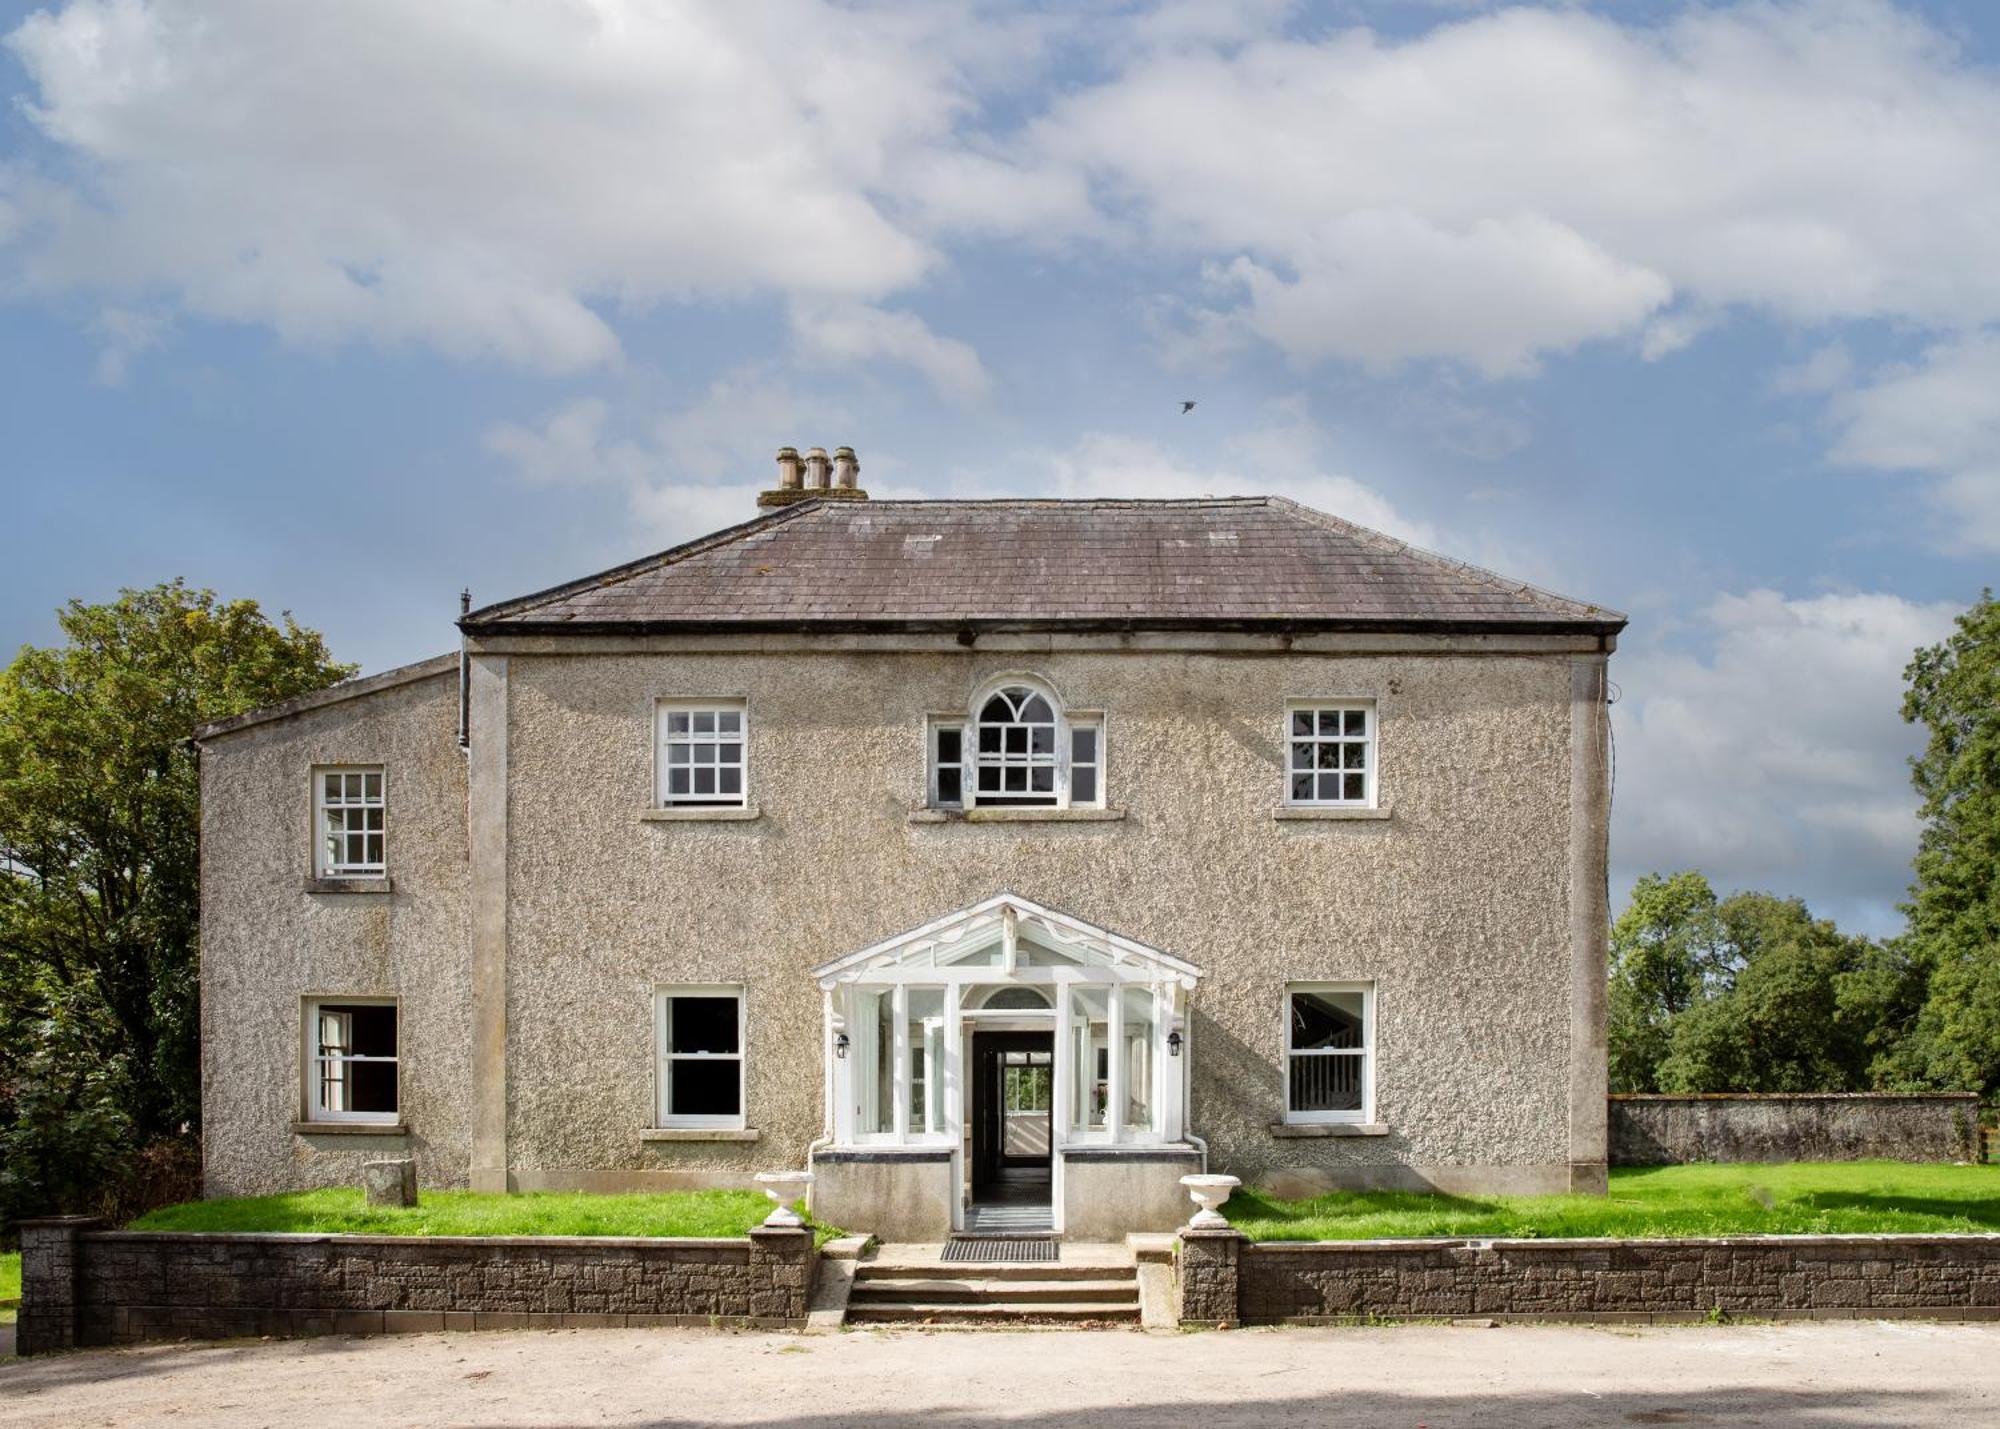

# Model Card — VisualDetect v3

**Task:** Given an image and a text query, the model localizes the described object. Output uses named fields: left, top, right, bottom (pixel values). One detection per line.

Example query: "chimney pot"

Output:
left=833, top=446, right=859, bottom=489
left=775, top=446, right=802, bottom=489
left=805, top=447, right=832, bottom=489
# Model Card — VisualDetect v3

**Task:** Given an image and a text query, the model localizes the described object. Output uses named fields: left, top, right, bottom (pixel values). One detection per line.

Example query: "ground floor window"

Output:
left=306, top=998, right=398, bottom=1123
left=656, top=986, right=745, bottom=1128
left=1285, top=982, right=1373, bottom=1124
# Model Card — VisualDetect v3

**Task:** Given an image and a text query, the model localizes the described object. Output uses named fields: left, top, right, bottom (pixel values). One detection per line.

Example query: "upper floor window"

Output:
left=1285, top=983, right=1373, bottom=1125
left=315, top=767, right=384, bottom=877
left=306, top=997, right=398, bottom=1124
left=656, top=701, right=747, bottom=808
left=931, top=679, right=1103, bottom=810
left=1286, top=703, right=1375, bottom=807
left=975, top=685, right=1058, bottom=805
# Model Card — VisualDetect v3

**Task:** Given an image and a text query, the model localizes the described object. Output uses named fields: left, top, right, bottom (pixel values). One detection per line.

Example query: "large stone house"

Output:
left=194, top=447, right=1623, bottom=1241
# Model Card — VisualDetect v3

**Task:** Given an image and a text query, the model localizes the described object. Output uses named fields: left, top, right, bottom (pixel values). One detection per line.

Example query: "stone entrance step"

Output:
left=852, top=1276, right=1137, bottom=1304
left=847, top=1248, right=1141, bottom=1326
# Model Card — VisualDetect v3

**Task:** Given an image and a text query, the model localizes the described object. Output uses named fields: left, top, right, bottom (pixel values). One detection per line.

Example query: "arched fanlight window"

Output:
left=977, top=985, right=1054, bottom=1010
left=974, top=685, right=1060, bottom=806
left=928, top=678, right=1103, bottom=812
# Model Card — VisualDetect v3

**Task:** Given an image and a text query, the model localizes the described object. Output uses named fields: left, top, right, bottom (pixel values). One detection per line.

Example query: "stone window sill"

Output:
left=640, top=1127, right=762, bottom=1143
left=1270, top=1122, right=1391, bottom=1138
left=303, top=876, right=394, bottom=894
left=640, top=806, right=762, bottom=823
left=1272, top=806, right=1392, bottom=822
left=908, top=807, right=1128, bottom=824
left=292, top=1120, right=409, bottom=1137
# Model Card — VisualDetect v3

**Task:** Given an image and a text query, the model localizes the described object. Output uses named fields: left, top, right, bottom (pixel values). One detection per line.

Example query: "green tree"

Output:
left=1654, top=893, right=1875, bottom=1093
left=0, top=581, right=351, bottom=1226
left=1607, top=871, right=1734, bottom=1092
left=1899, top=590, right=2000, bottom=1094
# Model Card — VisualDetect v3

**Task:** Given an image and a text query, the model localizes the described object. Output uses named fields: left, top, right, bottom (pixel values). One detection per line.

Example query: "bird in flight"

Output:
left=1180, top=400, right=1197, bottom=414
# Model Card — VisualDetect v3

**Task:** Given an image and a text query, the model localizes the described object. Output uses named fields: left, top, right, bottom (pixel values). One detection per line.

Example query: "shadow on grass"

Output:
left=1794, top=1192, right=2000, bottom=1230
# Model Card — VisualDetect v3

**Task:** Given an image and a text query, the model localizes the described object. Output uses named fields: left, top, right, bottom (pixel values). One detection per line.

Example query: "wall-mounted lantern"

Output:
left=1167, top=1028, right=1183, bottom=1057
left=834, top=1031, right=850, bottom=1060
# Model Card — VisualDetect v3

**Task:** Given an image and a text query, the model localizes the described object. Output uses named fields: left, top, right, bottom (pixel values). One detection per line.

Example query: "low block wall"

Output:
left=1177, top=1231, right=2000, bottom=1326
left=16, top=1218, right=816, bottom=1355
left=1610, top=1094, right=1979, bottom=1166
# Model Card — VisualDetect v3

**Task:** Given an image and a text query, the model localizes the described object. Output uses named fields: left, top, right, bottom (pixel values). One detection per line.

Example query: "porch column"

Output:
left=891, top=983, right=911, bottom=1140
left=1107, top=981, right=1125, bottom=1142
left=1052, top=978, right=1072, bottom=1153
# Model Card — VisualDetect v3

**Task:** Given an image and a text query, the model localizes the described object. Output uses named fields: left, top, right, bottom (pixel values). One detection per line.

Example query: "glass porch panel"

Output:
left=1121, top=986, right=1154, bottom=1132
left=907, top=987, right=943, bottom=1133
left=1068, top=987, right=1108, bottom=1132
left=874, top=991, right=895, bottom=1134
left=850, top=990, right=889, bottom=1135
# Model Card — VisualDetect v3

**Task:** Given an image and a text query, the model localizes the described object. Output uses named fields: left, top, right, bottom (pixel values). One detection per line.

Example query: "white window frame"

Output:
left=1067, top=712, right=1105, bottom=810
left=303, top=996, right=399, bottom=1125
left=654, top=700, right=749, bottom=808
left=1284, top=701, right=1377, bottom=808
left=314, top=765, right=385, bottom=877
left=1284, top=981, right=1375, bottom=1126
left=654, top=985, right=747, bottom=1130
left=953, top=677, right=1106, bottom=811
left=927, top=717, right=965, bottom=808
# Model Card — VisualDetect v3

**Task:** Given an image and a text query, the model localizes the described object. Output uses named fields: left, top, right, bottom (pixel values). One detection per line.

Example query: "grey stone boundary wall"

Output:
left=1610, top=1093, right=1980, bottom=1166
left=16, top=1217, right=816, bottom=1356
left=1177, top=1229, right=2000, bottom=1327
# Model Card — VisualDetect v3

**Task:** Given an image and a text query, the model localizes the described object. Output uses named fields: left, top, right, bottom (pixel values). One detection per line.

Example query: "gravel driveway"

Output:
left=2, top=1321, right=1997, bottom=1427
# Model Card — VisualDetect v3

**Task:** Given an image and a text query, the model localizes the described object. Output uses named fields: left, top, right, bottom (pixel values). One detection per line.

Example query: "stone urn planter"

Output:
left=753, top=1171, right=815, bottom=1228
left=1179, top=1173, right=1242, bottom=1229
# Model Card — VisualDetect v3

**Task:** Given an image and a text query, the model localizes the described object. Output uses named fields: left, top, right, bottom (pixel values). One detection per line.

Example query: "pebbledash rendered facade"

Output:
left=194, top=447, right=1622, bottom=1241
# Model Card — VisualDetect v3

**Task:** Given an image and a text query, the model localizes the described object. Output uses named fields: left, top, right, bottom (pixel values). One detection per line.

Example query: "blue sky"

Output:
left=3, top=0, right=1997, bottom=935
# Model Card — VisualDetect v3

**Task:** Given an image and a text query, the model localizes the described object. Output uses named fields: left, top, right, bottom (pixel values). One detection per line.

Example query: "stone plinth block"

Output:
left=1177, top=1226, right=1246, bottom=1328
left=363, top=1158, right=419, bottom=1207
left=16, top=1216, right=106, bottom=1356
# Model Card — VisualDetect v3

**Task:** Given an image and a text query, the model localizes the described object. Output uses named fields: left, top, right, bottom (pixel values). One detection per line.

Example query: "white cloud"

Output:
left=1771, top=341, right=1855, bottom=397
left=486, top=369, right=906, bottom=547
left=1829, top=332, right=2000, bottom=551
left=3, top=0, right=987, bottom=371
left=788, top=300, right=990, bottom=403
left=1035, top=414, right=1437, bottom=550
left=9, top=0, right=2000, bottom=393
left=88, top=304, right=170, bottom=385
left=1027, top=1, right=2000, bottom=373
left=1613, top=588, right=1960, bottom=930
left=12, top=1, right=2000, bottom=389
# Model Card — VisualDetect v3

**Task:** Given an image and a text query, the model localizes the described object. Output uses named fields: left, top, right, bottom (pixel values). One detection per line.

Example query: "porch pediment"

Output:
left=812, top=892, right=1202, bottom=990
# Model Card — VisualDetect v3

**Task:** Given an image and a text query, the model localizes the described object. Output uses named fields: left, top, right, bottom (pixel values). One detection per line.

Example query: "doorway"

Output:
left=970, top=1031, right=1053, bottom=1230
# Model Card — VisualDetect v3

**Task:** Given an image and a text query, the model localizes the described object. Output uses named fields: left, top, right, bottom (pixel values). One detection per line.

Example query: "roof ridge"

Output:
left=463, top=497, right=829, bottom=625
left=1265, top=496, right=1623, bottom=623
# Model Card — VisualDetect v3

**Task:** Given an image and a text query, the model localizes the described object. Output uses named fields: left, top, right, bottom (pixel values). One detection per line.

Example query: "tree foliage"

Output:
left=1608, top=875, right=1919, bottom=1095
left=0, top=581, right=352, bottom=1229
left=1897, top=590, right=2000, bottom=1096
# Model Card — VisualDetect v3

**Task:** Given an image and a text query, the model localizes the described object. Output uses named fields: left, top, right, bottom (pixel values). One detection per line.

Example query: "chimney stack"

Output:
left=757, top=444, right=870, bottom=510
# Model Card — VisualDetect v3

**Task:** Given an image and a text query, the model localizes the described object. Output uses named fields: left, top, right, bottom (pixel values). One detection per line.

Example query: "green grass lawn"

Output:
left=1228, top=1162, right=2000, bottom=1242
left=129, top=1188, right=839, bottom=1245
left=1, top=1249, right=19, bottom=1327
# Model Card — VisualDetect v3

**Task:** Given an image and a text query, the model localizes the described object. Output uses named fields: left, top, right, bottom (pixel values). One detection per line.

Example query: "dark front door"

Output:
left=971, top=1031, right=1053, bottom=1194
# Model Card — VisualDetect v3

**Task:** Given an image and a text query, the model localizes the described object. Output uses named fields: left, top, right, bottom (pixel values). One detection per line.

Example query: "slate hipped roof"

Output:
left=462, top=497, right=1624, bottom=636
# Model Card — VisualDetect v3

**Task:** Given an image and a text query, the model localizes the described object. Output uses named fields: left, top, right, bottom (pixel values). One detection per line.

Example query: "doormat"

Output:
left=942, top=1237, right=1058, bottom=1264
